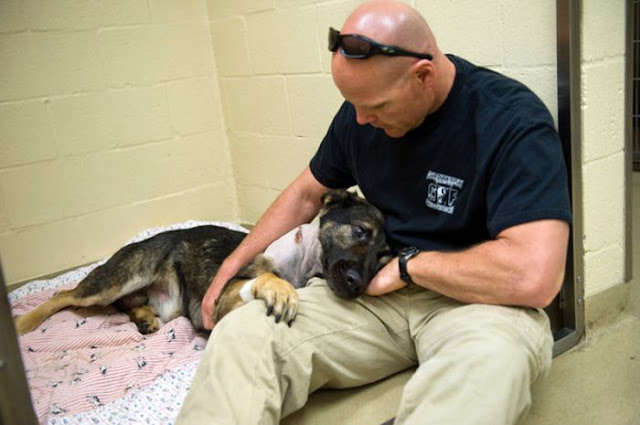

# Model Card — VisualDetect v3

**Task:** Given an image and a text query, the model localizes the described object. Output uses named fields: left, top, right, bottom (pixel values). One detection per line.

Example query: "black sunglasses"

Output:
left=328, top=27, right=433, bottom=60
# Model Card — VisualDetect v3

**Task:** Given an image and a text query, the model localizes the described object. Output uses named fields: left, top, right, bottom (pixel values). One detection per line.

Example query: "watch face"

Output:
left=400, top=246, right=419, bottom=257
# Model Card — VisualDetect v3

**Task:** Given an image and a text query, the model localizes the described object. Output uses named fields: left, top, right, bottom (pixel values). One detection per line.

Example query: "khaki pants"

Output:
left=177, top=278, right=553, bottom=425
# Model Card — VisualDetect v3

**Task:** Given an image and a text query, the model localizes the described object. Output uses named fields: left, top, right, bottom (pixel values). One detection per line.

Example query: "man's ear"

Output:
left=411, top=59, right=433, bottom=84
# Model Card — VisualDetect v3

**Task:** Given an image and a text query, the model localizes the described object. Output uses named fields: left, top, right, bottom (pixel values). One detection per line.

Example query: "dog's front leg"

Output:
left=249, top=273, right=299, bottom=326
left=212, top=273, right=299, bottom=326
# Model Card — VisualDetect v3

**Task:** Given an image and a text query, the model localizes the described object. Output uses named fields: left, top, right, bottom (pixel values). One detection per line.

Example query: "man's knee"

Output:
left=212, top=300, right=312, bottom=361
left=212, top=301, right=276, bottom=347
left=418, top=305, right=553, bottom=382
left=464, top=330, right=537, bottom=377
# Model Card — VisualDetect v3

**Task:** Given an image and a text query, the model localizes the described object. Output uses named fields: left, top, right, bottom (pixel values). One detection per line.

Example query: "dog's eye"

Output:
left=352, top=224, right=370, bottom=242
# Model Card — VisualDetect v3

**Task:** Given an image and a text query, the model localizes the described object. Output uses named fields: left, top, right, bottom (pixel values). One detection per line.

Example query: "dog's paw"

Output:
left=254, top=274, right=299, bottom=326
left=136, top=318, right=160, bottom=335
left=128, top=306, right=160, bottom=334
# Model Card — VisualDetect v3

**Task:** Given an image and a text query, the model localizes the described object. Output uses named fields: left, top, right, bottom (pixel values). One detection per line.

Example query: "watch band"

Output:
left=398, top=246, right=419, bottom=285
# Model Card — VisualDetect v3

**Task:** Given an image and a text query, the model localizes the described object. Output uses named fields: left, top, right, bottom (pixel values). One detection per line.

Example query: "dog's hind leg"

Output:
left=14, top=289, right=78, bottom=336
left=14, top=262, right=153, bottom=336
left=14, top=279, right=132, bottom=336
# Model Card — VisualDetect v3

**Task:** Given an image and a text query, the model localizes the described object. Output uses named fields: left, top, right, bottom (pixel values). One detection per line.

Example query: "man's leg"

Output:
left=177, top=279, right=417, bottom=425
left=396, top=302, right=553, bottom=425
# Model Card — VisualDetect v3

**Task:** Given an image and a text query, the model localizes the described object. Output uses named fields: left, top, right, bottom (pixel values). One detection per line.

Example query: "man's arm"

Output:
left=201, top=166, right=330, bottom=329
left=366, top=219, right=570, bottom=308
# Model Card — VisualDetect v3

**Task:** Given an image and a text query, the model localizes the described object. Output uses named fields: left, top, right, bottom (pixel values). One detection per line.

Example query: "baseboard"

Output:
left=584, top=282, right=630, bottom=331
left=6, top=261, right=95, bottom=292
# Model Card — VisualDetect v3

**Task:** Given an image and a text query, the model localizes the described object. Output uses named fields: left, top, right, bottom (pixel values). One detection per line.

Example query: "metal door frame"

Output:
left=550, top=0, right=585, bottom=356
left=0, top=261, right=38, bottom=425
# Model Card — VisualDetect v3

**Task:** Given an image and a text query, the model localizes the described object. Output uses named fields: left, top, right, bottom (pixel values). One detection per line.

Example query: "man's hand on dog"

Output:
left=202, top=267, right=235, bottom=330
left=366, top=257, right=407, bottom=296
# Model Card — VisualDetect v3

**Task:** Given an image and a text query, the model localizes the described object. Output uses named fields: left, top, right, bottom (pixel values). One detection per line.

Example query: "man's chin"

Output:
left=383, top=128, right=408, bottom=139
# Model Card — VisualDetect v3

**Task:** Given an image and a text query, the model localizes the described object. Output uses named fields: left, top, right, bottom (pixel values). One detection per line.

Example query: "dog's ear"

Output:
left=321, top=189, right=359, bottom=208
left=376, top=249, right=393, bottom=272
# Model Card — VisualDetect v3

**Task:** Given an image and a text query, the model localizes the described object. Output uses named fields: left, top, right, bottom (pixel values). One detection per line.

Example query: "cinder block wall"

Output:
left=581, top=0, right=627, bottom=297
left=0, top=0, right=630, bottom=303
left=0, top=1, right=236, bottom=285
left=207, top=0, right=348, bottom=223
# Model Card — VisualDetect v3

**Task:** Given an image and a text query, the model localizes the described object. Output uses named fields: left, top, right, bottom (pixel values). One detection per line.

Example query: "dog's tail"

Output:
left=14, top=289, right=77, bottom=336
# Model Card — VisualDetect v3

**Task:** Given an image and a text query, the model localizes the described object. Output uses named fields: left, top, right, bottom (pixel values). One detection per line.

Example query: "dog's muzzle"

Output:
left=325, top=259, right=370, bottom=298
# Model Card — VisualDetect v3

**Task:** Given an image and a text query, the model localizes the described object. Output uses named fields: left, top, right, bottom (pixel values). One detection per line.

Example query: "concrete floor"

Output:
left=526, top=314, right=640, bottom=425
left=284, top=174, right=640, bottom=425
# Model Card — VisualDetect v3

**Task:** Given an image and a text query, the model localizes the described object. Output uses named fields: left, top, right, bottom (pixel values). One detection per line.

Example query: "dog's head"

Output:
left=318, top=190, right=391, bottom=298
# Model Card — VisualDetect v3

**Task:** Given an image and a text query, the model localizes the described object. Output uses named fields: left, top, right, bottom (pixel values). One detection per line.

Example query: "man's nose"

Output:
left=355, top=108, right=376, bottom=125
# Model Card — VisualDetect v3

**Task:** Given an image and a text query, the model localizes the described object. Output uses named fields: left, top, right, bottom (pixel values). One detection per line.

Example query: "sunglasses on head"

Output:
left=328, top=27, right=433, bottom=60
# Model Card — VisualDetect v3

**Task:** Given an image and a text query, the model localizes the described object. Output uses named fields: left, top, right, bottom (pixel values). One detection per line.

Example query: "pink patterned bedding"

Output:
left=9, top=221, right=247, bottom=425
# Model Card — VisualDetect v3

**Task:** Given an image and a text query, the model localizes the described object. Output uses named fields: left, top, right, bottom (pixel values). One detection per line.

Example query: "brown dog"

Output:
left=14, top=190, right=390, bottom=335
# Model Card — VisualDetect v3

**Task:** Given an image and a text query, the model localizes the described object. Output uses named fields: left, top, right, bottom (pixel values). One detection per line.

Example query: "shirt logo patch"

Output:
left=426, top=171, right=464, bottom=214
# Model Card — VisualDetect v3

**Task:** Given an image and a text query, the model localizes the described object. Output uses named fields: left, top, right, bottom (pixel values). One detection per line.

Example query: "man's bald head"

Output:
left=342, top=0, right=438, bottom=56
left=330, top=1, right=456, bottom=138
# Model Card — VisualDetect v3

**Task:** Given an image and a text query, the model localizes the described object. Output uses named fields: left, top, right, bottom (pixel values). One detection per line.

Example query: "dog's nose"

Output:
left=345, top=270, right=362, bottom=289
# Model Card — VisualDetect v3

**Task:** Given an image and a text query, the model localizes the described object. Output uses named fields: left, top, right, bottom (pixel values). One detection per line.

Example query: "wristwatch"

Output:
left=398, top=246, right=420, bottom=285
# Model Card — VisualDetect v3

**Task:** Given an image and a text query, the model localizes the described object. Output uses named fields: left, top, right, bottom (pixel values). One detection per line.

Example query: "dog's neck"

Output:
left=262, top=223, right=323, bottom=288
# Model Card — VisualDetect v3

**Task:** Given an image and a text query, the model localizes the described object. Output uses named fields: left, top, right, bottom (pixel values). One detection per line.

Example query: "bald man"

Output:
left=178, top=1, right=571, bottom=424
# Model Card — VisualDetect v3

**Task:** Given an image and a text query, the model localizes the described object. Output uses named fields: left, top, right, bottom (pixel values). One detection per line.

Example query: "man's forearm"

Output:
left=368, top=219, right=570, bottom=308
left=201, top=167, right=329, bottom=329
left=225, top=167, right=328, bottom=271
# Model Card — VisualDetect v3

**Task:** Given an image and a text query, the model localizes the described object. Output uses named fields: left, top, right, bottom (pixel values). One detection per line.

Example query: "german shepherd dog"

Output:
left=14, top=190, right=390, bottom=336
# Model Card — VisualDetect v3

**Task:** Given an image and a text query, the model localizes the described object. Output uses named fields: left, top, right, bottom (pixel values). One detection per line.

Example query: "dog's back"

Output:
left=15, top=226, right=246, bottom=335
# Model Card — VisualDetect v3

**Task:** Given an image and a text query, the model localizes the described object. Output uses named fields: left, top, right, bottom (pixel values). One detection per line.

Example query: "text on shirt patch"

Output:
left=426, top=171, right=464, bottom=214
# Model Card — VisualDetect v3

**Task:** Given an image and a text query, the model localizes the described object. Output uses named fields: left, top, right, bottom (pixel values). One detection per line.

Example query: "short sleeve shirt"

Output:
left=309, top=55, right=572, bottom=253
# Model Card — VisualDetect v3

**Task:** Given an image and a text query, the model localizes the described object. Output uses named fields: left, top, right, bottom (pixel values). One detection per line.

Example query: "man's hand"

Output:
left=366, top=257, right=407, bottom=296
left=201, top=265, right=237, bottom=330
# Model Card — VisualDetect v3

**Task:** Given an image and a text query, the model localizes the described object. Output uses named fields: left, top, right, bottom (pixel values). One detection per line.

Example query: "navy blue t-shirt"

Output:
left=310, top=55, right=572, bottom=253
